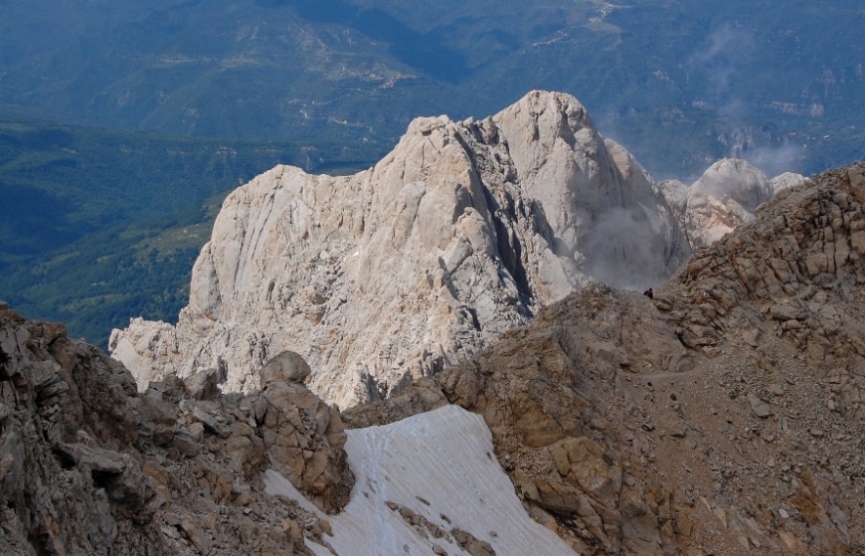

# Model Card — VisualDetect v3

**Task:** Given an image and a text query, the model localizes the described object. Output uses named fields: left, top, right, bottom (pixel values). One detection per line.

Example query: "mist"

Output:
left=744, top=143, right=806, bottom=177
left=688, top=24, right=754, bottom=99
left=582, top=207, right=680, bottom=291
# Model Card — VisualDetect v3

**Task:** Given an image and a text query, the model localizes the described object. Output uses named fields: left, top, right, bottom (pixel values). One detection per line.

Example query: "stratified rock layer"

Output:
left=345, top=163, right=865, bottom=555
left=111, top=90, right=690, bottom=408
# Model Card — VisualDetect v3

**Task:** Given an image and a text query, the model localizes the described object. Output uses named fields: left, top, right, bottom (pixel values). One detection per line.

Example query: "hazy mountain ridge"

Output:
left=2, top=0, right=863, bottom=177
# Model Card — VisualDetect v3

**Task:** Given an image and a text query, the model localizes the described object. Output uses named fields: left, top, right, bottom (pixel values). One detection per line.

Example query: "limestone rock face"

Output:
left=769, top=171, right=808, bottom=194
left=255, top=353, right=352, bottom=511
left=111, top=90, right=690, bottom=408
left=661, top=158, right=807, bottom=249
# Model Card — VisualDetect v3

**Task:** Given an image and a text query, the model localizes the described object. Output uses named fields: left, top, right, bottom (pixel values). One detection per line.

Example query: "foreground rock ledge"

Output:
left=0, top=310, right=351, bottom=555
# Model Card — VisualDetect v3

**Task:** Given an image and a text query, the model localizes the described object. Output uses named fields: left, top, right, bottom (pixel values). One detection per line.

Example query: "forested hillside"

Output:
left=0, top=119, right=381, bottom=346
left=1, top=0, right=863, bottom=177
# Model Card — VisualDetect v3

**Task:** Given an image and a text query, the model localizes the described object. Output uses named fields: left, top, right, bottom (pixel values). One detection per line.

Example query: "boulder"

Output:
left=255, top=367, right=353, bottom=512
left=260, top=351, right=311, bottom=388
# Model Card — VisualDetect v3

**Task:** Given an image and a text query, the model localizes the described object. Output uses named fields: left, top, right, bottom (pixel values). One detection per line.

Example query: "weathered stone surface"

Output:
left=255, top=353, right=353, bottom=512
left=182, top=368, right=220, bottom=400
left=747, top=393, right=772, bottom=418
left=769, top=171, right=808, bottom=194
left=54, top=442, right=127, bottom=473
left=111, top=90, right=691, bottom=408
left=452, top=527, right=496, bottom=556
left=260, top=350, right=311, bottom=388
left=660, top=158, right=808, bottom=250
left=0, top=306, right=334, bottom=555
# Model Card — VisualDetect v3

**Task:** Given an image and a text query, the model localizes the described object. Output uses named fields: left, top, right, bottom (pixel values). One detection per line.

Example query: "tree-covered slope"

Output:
left=1, top=0, right=863, bottom=177
left=0, top=119, right=382, bottom=347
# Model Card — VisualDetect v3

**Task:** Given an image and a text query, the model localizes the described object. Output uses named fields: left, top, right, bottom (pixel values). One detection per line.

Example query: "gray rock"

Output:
left=55, top=443, right=127, bottom=474
left=180, top=517, right=212, bottom=555
left=188, top=422, right=205, bottom=443
left=150, top=424, right=175, bottom=446
left=747, top=393, right=772, bottom=418
left=260, top=351, right=311, bottom=388
left=183, top=368, right=220, bottom=400
left=192, top=406, right=224, bottom=436
left=172, top=429, right=201, bottom=458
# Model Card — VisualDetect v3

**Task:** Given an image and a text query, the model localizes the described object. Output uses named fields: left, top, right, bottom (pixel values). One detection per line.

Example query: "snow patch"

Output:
left=265, top=404, right=577, bottom=556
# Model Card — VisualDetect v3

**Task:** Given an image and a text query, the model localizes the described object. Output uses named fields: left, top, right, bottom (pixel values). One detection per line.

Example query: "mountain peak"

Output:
left=659, top=157, right=807, bottom=250
left=111, top=92, right=691, bottom=408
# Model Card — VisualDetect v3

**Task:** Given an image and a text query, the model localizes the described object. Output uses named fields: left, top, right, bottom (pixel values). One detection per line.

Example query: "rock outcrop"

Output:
left=255, top=351, right=352, bottom=511
left=660, top=158, right=807, bottom=249
left=111, top=90, right=691, bottom=408
left=345, top=163, right=865, bottom=555
left=0, top=304, right=351, bottom=555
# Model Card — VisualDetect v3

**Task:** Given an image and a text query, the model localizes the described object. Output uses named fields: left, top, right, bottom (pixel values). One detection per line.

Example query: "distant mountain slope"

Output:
left=0, top=119, right=381, bottom=347
left=1, top=0, right=863, bottom=176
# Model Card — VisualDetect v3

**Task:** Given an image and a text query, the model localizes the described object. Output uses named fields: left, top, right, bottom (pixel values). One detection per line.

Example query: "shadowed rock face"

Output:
left=0, top=307, right=351, bottom=555
left=345, top=163, right=865, bottom=555
left=110, top=90, right=690, bottom=409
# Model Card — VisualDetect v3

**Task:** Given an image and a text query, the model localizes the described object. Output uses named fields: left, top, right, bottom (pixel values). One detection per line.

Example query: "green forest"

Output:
left=2, top=0, right=863, bottom=178
left=0, top=119, right=382, bottom=347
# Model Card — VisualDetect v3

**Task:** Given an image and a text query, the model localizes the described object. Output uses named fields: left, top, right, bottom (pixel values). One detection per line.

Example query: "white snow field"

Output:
left=265, top=404, right=578, bottom=556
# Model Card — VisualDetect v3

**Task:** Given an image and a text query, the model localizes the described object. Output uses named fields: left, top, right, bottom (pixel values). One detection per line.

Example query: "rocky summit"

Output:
left=110, top=90, right=693, bottom=408
left=109, top=93, right=808, bottom=411
left=658, top=158, right=807, bottom=250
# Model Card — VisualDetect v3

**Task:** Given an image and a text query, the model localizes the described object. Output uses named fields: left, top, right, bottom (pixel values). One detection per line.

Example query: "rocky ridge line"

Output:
left=110, top=90, right=691, bottom=409
left=344, top=163, right=865, bottom=555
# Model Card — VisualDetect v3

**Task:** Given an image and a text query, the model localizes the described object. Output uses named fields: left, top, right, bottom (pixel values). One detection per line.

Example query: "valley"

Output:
left=0, top=119, right=382, bottom=346
left=1, top=1, right=863, bottom=178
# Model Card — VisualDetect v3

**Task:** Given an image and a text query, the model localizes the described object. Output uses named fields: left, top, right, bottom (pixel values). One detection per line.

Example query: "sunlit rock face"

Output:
left=660, top=158, right=807, bottom=249
left=111, top=90, right=691, bottom=409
